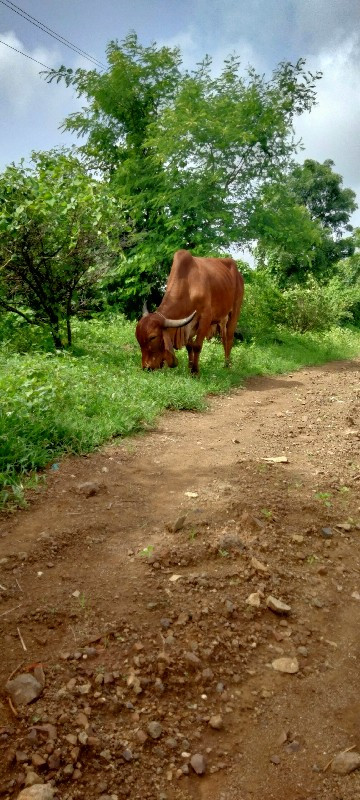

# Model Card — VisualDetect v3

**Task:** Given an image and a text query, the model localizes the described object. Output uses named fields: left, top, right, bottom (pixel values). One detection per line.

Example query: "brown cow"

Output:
left=135, top=249, right=244, bottom=374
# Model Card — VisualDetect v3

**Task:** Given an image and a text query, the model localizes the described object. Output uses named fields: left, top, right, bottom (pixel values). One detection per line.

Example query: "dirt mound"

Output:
left=0, top=359, right=360, bottom=800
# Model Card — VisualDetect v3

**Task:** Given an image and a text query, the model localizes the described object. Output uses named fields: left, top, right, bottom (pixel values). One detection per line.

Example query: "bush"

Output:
left=237, top=271, right=284, bottom=341
left=281, top=276, right=357, bottom=333
left=238, top=270, right=360, bottom=338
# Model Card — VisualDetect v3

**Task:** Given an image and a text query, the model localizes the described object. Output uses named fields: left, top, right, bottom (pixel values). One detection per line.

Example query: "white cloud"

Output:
left=0, top=31, right=59, bottom=114
left=0, top=31, right=84, bottom=167
left=159, top=25, right=264, bottom=77
left=294, top=34, right=360, bottom=226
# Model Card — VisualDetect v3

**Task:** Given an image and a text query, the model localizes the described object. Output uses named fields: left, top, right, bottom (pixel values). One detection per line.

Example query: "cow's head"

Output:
left=136, top=306, right=196, bottom=370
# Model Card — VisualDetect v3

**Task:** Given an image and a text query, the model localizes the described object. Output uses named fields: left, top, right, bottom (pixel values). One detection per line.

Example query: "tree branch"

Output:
left=0, top=300, right=40, bottom=325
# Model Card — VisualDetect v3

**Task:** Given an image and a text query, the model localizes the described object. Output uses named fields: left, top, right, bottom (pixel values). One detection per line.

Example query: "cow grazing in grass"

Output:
left=136, top=249, right=244, bottom=375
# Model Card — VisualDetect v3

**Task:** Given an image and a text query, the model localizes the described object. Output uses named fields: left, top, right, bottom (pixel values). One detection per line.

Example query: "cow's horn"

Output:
left=142, top=301, right=149, bottom=316
left=162, top=310, right=196, bottom=329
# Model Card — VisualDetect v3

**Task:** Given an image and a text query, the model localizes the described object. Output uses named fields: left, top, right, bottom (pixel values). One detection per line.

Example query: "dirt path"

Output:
left=1, top=359, right=360, bottom=800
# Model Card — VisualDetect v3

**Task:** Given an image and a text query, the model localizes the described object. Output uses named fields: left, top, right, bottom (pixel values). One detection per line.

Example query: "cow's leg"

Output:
left=186, top=343, right=194, bottom=371
left=189, top=344, right=202, bottom=374
left=219, top=320, right=230, bottom=366
left=190, top=317, right=211, bottom=374
left=224, top=297, right=243, bottom=366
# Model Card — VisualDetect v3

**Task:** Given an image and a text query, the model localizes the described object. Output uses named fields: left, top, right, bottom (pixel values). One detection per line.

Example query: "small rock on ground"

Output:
left=24, top=773, right=44, bottom=787
left=147, top=721, right=163, bottom=739
left=246, top=592, right=261, bottom=607
left=17, top=785, right=55, bottom=800
left=6, top=672, right=44, bottom=706
left=190, top=753, right=206, bottom=775
left=272, top=657, right=299, bottom=674
left=267, top=595, right=291, bottom=615
left=331, top=751, right=360, bottom=775
left=173, top=515, right=186, bottom=532
left=209, top=715, right=223, bottom=730
left=77, top=481, right=103, bottom=497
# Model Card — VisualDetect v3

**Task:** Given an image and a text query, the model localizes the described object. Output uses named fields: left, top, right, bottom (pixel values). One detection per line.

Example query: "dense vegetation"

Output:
left=1, top=32, right=359, bottom=508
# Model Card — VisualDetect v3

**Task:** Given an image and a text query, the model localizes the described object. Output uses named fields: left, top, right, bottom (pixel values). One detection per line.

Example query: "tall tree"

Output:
left=254, top=159, right=357, bottom=284
left=45, top=33, right=321, bottom=311
left=0, top=150, right=129, bottom=347
left=289, top=159, right=357, bottom=235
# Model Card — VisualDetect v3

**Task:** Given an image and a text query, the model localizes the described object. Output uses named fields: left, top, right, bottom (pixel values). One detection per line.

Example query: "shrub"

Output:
left=281, top=276, right=356, bottom=332
left=237, top=270, right=284, bottom=341
left=238, top=270, right=360, bottom=338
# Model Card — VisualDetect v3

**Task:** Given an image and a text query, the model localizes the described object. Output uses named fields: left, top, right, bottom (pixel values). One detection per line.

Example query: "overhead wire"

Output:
left=0, top=36, right=51, bottom=68
left=0, top=0, right=106, bottom=70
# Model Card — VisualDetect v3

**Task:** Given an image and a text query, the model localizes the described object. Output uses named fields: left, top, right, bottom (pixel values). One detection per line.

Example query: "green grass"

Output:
left=1, top=314, right=360, bottom=509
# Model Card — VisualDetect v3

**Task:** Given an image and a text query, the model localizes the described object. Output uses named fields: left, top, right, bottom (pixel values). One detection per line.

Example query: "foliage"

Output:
left=1, top=313, right=360, bottom=509
left=0, top=149, right=129, bottom=347
left=332, top=233, right=360, bottom=325
left=45, top=33, right=321, bottom=312
left=280, top=277, right=356, bottom=332
left=289, top=159, right=357, bottom=235
left=252, top=184, right=324, bottom=283
left=237, top=270, right=284, bottom=341
left=255, top=160, right=357, bottom=284
left=238, top=267, right=360, bottom=339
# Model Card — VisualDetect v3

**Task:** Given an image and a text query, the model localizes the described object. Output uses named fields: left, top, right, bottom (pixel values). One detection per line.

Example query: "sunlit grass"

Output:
left=1, top=314, right=359, bottom=509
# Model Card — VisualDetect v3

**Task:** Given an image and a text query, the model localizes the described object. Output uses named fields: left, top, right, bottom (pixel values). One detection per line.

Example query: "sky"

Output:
left=1, top=0, right=360, bottom=231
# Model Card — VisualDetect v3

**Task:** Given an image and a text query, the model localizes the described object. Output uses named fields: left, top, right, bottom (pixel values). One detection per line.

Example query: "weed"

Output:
left=188, top=528, right=197, bottom=541
left=218, top=548, right=230, bottom=558
left=78, top=592, right=87, bottom=611
left=261, top=508, right=273, bottom=519
left=307, top=554, right=319, bottom=565
left=314, top=491, right=332, bottom=508
left=139, top=545, right=154, bottom=558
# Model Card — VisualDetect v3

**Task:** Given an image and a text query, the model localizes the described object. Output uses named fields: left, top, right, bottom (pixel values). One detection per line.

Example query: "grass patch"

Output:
left=1, top=315, right=360, bottom=509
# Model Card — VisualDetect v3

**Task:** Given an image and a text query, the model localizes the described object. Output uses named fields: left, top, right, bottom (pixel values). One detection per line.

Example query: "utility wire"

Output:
left=0, top=0, right=106, bottom=70
left=0, top=37, right=51, bottom=68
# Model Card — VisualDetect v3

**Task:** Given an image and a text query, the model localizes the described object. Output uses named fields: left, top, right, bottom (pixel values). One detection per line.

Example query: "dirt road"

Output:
left=1, top=359, right=360, bottom=800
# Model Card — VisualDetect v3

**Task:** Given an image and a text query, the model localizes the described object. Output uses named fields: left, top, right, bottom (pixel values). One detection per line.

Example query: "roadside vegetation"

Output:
left=1, top=313, right=360, bottom=509
left=1, top=32, right=359, bottom=508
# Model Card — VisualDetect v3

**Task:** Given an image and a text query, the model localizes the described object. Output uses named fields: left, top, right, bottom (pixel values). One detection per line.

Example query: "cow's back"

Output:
left=164, top=250, right=239, bottom=309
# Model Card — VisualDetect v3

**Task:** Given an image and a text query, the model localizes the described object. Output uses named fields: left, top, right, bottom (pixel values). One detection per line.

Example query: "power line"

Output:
left=0, top=0, right=106, bottom=69
left=0, top=37, right=51, bottom=68
left=0, top=0, right=106, bottom=70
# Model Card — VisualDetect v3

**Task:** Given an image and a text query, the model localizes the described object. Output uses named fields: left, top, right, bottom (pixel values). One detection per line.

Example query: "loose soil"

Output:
left=1, top=359, right=360, bottom=800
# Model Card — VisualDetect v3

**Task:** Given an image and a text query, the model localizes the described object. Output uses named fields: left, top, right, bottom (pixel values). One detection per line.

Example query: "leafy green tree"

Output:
left=289, top=159, right=357, bottom=235
left=0, top=150, right=128, bottom=347
left=45, top=33, right=321, bottom=312
left=252, top=183, right=323, bottom=283
left=254, top=159, right=357, bottom=283
left=288, top=158, right=357, bottom=277
left=332, top=228, right=360, bottom=325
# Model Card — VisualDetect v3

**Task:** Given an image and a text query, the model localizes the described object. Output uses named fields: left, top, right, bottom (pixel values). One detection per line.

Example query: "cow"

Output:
left=135, top=249, right=244, bottom=375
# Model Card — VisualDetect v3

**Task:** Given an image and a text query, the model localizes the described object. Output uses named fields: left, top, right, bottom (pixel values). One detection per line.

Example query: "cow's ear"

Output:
left=163, top=330, right=174, bottom=353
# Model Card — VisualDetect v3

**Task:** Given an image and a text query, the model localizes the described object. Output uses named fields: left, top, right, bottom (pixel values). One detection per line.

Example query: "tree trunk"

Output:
left=66, top=295, right=72, bottom=347
left=66, top=316, right=72, bottom=347
left=51, top=331, right=63, bottom=349
left=49, top=321, right=62, bottom=349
